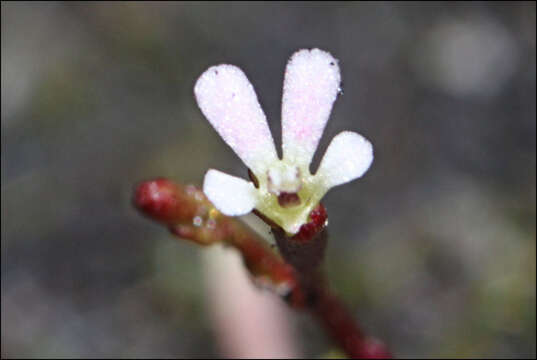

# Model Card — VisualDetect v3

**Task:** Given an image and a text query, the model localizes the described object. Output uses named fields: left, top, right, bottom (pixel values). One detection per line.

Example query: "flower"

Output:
left=194, top=48, right=373, bottom=235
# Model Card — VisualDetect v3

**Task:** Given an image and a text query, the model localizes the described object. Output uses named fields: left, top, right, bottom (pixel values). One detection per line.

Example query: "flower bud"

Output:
left=134, top=178, right=201, bottom=225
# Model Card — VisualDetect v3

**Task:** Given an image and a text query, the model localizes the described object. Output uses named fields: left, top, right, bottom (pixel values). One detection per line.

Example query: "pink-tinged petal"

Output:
left=316, top=131, right=373, bottom=190
left=195, top=65, right=278, bottom=175
left=203, top=169, right=258, bottom=216
left=281, top=49, right=341, bottom=168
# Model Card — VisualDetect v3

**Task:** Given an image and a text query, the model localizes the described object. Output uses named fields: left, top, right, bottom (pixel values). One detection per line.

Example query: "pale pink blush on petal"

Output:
left=281, top=49, right=341, bottom=168
left=316, top=131, right=373, bottom=190
left=195, top=65, right=278, bottom=175
left=203, top=169, right=258, bottom=216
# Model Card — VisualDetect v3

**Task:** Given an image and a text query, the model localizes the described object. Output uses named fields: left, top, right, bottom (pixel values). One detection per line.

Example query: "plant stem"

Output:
left=134, top=178, right=392, bottom=358
left=272, top=228, right=391, bottom=358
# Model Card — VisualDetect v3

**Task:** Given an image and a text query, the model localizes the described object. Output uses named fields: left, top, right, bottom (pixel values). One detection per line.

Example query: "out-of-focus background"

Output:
left=2, top=2, right=535, bottom=358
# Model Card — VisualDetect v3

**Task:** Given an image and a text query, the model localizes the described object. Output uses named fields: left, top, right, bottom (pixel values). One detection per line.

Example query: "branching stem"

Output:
left=134, top=178, right=391, bottom=359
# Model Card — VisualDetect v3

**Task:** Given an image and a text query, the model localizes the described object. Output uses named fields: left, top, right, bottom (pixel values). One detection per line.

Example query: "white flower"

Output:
left=194, top=48, right=373, bottom=235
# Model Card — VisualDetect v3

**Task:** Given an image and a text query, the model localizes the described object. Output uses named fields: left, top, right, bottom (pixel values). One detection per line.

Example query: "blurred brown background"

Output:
left=2, top=2, right=535, bottom=358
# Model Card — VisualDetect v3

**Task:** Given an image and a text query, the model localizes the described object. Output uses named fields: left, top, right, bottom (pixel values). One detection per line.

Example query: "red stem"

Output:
left=134, top=178, right=392, bottom=358
left=311, top=285, right=391, bottom=358
left=273, top=227, right=391, bottom=358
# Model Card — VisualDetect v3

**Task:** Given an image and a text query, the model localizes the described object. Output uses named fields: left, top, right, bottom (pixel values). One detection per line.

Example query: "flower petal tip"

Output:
left=195, top=65, right=278, bottom=175
left=203, top=169, right=258, bottom=216
left=282, top=48, right=342, bottom=167
left=316, top=131, right=373, bottom=189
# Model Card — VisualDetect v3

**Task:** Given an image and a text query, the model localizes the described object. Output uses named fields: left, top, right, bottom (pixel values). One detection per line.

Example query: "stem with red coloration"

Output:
left=134, top=178, right=391, bottom=358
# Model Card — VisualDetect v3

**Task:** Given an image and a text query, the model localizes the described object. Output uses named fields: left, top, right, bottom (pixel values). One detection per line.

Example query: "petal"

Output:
left=203, top=169, right=258, bottom=216
left=195, top=65, right=278, bottom=175
left=315, top=131, right=373, bottom=190
left=281, top=48, right=341, bottom=168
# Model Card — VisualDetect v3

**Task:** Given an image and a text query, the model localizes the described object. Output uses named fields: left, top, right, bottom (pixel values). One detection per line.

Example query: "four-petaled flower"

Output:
left=194, top=48, right=373, bottom=235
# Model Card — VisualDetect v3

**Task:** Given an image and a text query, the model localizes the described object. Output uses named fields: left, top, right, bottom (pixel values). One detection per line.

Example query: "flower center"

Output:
left=251, top=160, right=326, bottom=234
left=277, top=192, right=301, bottom=207
left=267, top=162, right=302, bottom=196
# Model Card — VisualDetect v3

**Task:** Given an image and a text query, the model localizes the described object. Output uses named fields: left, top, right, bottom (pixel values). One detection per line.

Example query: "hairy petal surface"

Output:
left=281, top=49, right=341, bottom=169
left=316, top=131, right=373, bottom=191
left=195, top=65, right=278, bottom=175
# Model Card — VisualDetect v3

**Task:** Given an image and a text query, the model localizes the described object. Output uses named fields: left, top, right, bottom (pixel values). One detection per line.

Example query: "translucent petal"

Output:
left=195, top=65, right=278, bottom=175
left=281, top=49, right=341, bottom=168
left=315, top=131, right=373, bottom=190
left=203, top=169, right=258, bottom=216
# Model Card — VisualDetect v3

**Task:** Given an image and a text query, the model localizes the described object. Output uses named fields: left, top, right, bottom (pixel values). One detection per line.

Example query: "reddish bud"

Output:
left=292, top=204, right=328, bottom=242
left=134, top=178, right=201, bottom=225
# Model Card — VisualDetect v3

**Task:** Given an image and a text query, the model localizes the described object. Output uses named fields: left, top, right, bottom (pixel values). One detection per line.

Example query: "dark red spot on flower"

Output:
left=292, top=204, right=327, bottom=242
left=278, top=192, right=301, bottom=207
